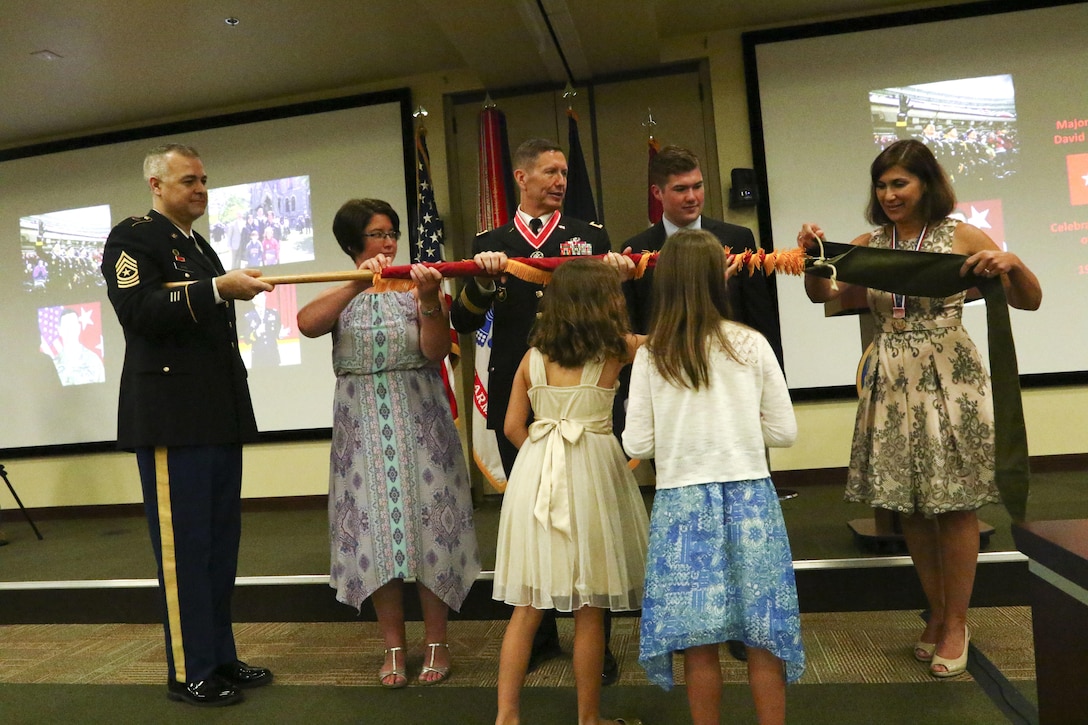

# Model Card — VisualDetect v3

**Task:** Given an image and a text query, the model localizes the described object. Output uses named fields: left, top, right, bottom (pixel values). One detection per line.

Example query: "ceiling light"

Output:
left=225, top=17, right=240, bottom=26
left=31, top=49, right=62, bottom=61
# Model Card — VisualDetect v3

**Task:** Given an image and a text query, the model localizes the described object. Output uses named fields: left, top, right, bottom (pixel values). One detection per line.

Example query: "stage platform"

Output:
left=4, top=472, right=1086, bottom=625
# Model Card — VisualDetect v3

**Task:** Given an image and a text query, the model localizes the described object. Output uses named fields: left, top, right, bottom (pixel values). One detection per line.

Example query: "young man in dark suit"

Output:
left=101, top=143, right=274, bottom=707
left=451, top=138, right=631, bottom=685
left=625, top=145, right=782, bottom=364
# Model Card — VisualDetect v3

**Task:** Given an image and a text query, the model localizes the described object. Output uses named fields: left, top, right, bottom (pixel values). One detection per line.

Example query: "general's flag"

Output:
left=413, top=124, right=460, bottom=420
left=563, top=108, right=599, bottom=223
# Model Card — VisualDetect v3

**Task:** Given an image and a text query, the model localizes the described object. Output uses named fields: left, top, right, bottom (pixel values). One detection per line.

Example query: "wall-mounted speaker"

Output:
left=728, top=167, right=759, bottom=208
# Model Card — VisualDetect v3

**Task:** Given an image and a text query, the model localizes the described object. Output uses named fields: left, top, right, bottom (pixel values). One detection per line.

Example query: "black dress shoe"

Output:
left=526, top=638, right=563, bottom=674
left=602, top=647, right=619, bottom=686
left=167, top=677, right=243, bottom=707
left=726, top=640, right=748, bottom=661
left=215, top=659, right=274, bottom=689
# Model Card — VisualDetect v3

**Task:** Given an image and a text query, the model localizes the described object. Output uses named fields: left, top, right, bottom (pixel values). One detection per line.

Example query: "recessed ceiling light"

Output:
left=225, top=17, right=240, bottom=26
left=31, top=49, right=63, bottom=61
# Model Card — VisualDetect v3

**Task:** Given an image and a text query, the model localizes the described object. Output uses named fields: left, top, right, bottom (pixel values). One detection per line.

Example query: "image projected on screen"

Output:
left=238, top=284, right=301, bottom=370
left=20, top=204, right=111, bottom=293
left=38, top=302, right=106, bottom=386
left=870, top=74, right=1017, bottom=180
left=206, top=175, right=313, bottom=270
left=870, top=74, right=1017, bottom=250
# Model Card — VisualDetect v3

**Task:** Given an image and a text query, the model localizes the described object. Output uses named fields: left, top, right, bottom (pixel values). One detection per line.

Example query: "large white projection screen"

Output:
left=746, top=2, right=1088, bottom=391
left=0, top=92, right=413, bottom=452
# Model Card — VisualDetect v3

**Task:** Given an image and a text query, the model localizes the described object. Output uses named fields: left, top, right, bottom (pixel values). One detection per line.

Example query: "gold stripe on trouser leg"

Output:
left=155, top=447, right=186, bottom=682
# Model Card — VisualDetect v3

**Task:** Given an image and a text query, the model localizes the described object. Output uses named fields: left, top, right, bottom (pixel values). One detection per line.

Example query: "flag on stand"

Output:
left=412, top=123, right=460, bottom=421
left=472, top=106, right=514, bottom=493
left=477, top=107, right=516, bottom=232
left=563, top=108, right=599, bottom=223
left=648, top=136, right=663, bottom=225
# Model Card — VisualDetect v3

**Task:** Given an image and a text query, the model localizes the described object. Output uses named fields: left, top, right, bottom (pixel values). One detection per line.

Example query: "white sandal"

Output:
left=379, top=646, right=407, bottom=688
left=418, top=642, right=451, bottom=685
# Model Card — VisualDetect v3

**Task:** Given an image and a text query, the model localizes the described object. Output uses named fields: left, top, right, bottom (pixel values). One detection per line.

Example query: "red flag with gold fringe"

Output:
left=648, top=136, right=663, bottom=225
left=477, top=107, right=516, bottom=232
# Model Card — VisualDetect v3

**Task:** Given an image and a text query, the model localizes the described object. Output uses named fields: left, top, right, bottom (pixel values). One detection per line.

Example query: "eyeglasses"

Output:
left=364, top=230, right=401, bottom=241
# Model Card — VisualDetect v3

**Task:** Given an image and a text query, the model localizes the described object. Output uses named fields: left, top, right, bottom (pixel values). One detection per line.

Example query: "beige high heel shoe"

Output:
left=913, top=640, right=937, bottom=662
left=930, top=626, right=970, bottom=678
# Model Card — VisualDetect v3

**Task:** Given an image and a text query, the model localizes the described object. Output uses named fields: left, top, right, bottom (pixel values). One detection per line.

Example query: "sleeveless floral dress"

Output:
left=846, top=218, right=999, bottom=515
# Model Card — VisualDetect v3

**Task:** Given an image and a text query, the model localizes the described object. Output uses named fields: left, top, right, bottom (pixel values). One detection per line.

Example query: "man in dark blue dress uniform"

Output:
left=101, top=143, right=274, bottom=707
left=451, top=138, right=630, bottom=685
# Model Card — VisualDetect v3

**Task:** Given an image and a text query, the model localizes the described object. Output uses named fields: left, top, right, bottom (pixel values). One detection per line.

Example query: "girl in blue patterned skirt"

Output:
left=622, top=230, right=805, bottom=725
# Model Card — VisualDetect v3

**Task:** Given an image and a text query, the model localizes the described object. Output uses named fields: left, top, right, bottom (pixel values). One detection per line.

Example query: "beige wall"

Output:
left=2, top=29, right=1084, bottom=512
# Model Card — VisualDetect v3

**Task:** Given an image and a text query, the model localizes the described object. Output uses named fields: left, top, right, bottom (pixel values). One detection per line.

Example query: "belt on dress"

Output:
left=807, top=241, right=1029, bottom=522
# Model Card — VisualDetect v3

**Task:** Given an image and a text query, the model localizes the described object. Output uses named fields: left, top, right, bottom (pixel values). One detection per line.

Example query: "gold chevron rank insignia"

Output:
left=115, top=251, right=140, bottom=288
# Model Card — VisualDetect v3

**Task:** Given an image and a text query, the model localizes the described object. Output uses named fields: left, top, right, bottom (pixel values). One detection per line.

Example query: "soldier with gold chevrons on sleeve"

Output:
left=101, top=143, right=274, bottom=708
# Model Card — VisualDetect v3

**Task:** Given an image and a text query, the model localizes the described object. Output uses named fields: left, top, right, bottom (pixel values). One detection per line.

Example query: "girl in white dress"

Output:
left=493, top=259, right=649, bottom=725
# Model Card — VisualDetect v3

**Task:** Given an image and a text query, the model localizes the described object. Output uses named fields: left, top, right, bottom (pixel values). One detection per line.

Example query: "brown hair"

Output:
left=647, top=229, right=739, bottom=388
left=332, top=198, right=400, bottom=259
left=528, top=259, right=629, bottom=368
left=649, top=145, right=700, bottom=188
left=866, top=139, right=956, bottom=225
left=513, top=138, right=563, bottom=172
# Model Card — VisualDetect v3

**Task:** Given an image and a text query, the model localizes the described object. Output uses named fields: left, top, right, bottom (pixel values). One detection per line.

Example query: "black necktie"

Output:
left=529, top=218, right=543, bottom=235
left=190, top=237, right=210, bottom=262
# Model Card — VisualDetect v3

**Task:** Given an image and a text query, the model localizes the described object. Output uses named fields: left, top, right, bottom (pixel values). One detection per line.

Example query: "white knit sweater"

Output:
left=622, top=321, right=797, bottom=489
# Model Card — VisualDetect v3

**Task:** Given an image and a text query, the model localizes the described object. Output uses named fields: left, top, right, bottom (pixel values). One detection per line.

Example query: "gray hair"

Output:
left=143, top=143, right=200, bottom=181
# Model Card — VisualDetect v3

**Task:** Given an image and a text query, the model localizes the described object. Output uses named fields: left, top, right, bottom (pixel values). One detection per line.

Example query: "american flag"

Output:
left=413, top=124, right=459, bottom=421
left=413, top=126, right=445, bottom=264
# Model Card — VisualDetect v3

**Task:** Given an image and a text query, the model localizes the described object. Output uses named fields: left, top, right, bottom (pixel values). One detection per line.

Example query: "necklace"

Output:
left=890, top=223, right=927, bottom=319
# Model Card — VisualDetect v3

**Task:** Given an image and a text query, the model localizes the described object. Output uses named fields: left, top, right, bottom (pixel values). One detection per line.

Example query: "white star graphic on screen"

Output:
left=966, top=205, right=991, bottom=229
left=78, top=306, right=94, bottom=329
left=1082, top=171, right=1088, bottom=186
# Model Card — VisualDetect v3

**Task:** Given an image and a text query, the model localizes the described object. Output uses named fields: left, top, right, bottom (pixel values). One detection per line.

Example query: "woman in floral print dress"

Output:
left=798, top=140, right=1041, bottom=678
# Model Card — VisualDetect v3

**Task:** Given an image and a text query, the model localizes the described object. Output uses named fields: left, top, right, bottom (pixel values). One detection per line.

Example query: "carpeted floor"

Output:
left=0, top=608, right=1035, bottom=688
left=0, top=608, right=1036, bottom=724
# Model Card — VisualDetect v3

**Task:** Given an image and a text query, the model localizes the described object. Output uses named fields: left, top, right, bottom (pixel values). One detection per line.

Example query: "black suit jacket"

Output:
left=450, top=214, right=611, bottom=429
left=101, top=209, right=258, bottom=449
left=624, top=217, right=783, bottom=365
